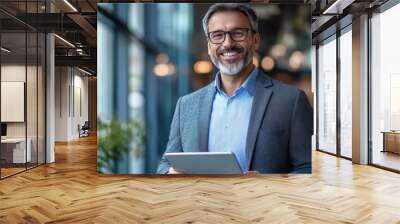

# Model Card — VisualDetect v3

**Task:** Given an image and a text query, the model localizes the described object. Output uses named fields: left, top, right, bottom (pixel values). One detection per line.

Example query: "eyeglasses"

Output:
left=207, top=28, right=253, bottom=44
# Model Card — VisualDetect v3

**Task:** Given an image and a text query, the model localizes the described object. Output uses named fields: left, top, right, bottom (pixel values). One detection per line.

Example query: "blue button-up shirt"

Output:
left=208, top=67, right=258, bottom=172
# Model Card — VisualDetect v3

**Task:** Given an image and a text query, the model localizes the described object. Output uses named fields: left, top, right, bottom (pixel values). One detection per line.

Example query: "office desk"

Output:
left=381, top=131, right=400, bottom=154
left=1, top=138, right=31, bottom=163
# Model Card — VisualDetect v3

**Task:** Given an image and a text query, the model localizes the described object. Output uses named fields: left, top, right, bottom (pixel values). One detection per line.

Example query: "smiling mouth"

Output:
left=222, top=51, right=239, bottom=56
left=220, top=51, right=242, bottom=62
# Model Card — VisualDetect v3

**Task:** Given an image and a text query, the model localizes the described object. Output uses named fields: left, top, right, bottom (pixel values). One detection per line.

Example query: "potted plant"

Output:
left=97, top=117, right=145, bottom=174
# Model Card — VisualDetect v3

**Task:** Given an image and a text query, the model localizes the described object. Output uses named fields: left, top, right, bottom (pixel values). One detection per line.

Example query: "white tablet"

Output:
left=164, top=152, right=243, bottom=174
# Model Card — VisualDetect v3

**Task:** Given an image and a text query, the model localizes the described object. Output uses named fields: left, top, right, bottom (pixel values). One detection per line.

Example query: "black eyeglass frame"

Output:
left=207, top=27, right=255, bottom=44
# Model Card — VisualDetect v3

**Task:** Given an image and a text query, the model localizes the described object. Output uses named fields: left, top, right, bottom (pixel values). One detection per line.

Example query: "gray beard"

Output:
left=216, top=59, right=245, bottom=76
left=209, top=51, right=252, bottom=76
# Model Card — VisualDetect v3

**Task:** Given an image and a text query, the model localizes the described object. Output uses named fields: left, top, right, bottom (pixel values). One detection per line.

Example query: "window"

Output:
left=317, top=36, right=337, bottom=154
left=339, top=28, right=352, bottom=158
left=128, top=4, right=145, bottom=173
left=97, top=19, right=114, bottom=122
left=0, top=2, right=46, bottom=179
left=370, top=3, right=400, bottom=171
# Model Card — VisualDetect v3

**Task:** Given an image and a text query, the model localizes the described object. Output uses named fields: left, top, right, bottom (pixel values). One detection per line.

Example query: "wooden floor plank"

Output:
left=0, top=135, right=400, bottom=223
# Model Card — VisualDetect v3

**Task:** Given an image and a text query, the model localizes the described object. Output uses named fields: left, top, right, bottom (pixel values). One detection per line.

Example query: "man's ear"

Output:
left=254, top=32, right=261, bottom=50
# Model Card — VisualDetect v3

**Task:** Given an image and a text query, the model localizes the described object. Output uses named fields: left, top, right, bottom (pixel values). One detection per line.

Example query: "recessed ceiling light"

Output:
left=54, top=34, right=75, bottom=48
left=1, top=47, right=11, bottom=53
left=78, top=67, right=92, bottom=76
left=323, top=0, right=354, bottom=15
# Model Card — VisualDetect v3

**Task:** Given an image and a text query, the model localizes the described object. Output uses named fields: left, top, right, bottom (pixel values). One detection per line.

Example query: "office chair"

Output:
left=79, top=121, right=90, bottom=138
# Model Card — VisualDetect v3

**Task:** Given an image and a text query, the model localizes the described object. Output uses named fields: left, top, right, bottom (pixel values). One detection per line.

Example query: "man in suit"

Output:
left=157, top=3, right=313, bottom=174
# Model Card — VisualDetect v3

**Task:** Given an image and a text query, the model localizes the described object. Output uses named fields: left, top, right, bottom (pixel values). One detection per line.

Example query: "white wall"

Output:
left=54, top=66, right=69, bottom=141
left=72, top=73, right=89, bottom=138
left=1, top=65, right=40, bottom=138
left=54, top=67, right=89, bottom=141
left=1, top=65, right=26, bottom=138
left=1, top=64, right=46, bottom=164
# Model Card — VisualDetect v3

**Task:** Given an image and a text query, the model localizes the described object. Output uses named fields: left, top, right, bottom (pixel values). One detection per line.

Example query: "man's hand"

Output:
left=167, top=167, right=183, bottom=174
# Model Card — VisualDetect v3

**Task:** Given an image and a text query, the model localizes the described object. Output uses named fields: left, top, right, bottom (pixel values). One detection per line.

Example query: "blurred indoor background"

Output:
left=97, top=3, right=311, bottom=174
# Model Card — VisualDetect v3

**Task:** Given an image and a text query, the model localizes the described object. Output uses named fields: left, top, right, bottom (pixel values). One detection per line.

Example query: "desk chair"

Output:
left=78, top=121, right=90, bottom=138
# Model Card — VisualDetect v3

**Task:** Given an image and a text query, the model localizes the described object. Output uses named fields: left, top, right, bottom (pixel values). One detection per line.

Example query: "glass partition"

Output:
left=317, top=36, right=337, bottom=154
left=0, top=1, right=46, bottom=179
left=339, top=28, right=352, bottom=158
left=38, top=32, right=45, bottom=165
left=371, top=3, right=400, bottom=171
left=27, top=30, right=38, bottom=169
left=1, top=31, right=28, bottom=177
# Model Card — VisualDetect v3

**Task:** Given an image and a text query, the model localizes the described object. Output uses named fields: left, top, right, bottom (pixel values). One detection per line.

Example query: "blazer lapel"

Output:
left=246, top=72, right=273, bottom=169
left=198, top=84, right=216, bottom=152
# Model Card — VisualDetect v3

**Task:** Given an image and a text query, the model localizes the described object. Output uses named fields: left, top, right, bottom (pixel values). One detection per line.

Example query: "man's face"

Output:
left=207, top=11, right=260, bottom=76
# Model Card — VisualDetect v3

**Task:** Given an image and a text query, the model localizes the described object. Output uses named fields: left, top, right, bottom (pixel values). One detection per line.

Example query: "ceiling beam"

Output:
left=322, top=0, right=356, bottom=14
left=55, top=55, right=96, bottom=72
left=67, top=13, right=97, bottom=39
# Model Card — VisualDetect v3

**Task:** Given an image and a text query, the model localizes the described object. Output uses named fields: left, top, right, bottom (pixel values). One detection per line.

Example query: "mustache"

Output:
left=217, top=46, right=244, bottom=55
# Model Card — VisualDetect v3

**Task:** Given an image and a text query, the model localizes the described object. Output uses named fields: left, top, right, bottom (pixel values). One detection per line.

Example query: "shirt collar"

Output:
left=214, top=66, right=258, bottom=96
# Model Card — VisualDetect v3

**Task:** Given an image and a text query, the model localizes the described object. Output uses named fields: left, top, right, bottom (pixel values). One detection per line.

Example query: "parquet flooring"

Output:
left=1, top=167, right=26, bottom=178
left=1, top=135, right=400, bottom=223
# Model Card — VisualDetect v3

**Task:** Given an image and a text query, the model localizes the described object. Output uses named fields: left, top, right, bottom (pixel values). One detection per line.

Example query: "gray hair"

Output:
left=202, top=3, right=258, bottom=36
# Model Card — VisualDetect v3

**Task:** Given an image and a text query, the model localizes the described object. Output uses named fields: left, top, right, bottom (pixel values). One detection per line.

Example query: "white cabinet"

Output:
left=1, top=138, right=32, bottom=163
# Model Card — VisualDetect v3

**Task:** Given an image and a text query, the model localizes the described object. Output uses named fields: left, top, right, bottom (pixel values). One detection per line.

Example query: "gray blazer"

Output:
left=157, top=70, right=313, bottom=174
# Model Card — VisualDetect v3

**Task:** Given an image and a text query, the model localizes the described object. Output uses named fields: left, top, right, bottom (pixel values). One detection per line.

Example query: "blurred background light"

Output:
left=155, top=53, right=169, bottom=64
left=288, top=50, right=305, bottom=71
left=270, top=44, right=287, bottom=59
left=194, top=60, right=212, bottom=74
left=261, top=56, right=275, bottom=71
left=154, top=63, right=176, bottom=77
left=129, top=92, right=145, bottom=109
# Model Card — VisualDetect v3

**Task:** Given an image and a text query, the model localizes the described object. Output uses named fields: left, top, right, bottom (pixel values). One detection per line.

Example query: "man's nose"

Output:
left=222, top=33, right=234, bottom=48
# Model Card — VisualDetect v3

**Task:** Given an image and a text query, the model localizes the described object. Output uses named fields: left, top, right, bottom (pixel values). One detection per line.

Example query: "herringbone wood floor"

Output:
left=1, top=135, right=400, bottom=224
